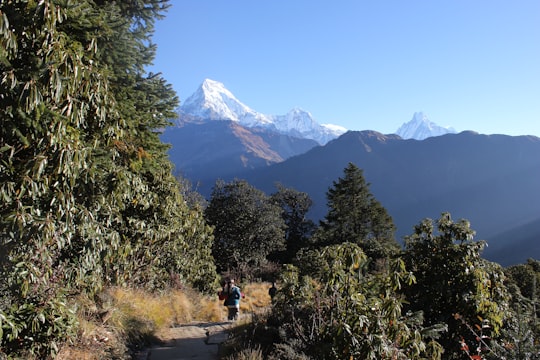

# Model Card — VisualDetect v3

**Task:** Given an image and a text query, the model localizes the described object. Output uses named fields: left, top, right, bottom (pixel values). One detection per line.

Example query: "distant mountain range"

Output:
left=161, top=120, right=318, bottom=183
left=165, top=79, right=459, bottom=182
left=161, top=80, right=540, bottom=266
left=239, top=131, right=540, bottom=266
left=178, top=79, right=346, bottom=145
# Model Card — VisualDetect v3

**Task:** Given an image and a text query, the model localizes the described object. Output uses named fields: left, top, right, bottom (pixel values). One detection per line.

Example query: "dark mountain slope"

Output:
left=160, top=121, right=318, bottom=192
left=242, top=131, right=540, bottom=265
left=487, top=217, right=540, bottom=266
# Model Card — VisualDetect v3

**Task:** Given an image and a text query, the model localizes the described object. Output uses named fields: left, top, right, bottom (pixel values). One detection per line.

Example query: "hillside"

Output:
left=240, top=130, right=540, bottom=265
left=161, top=120, right=318, bottom=187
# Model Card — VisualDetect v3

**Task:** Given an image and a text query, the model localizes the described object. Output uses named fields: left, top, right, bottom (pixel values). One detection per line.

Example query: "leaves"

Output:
left=205, top=179, right=286, bottom=274
left=1, top=0, right=217, bottom=356
left=403, top=213, right=509, bottom=359
left=314, top=162, right=399, bottom=261
left=271, top=243, right=446, bottom=359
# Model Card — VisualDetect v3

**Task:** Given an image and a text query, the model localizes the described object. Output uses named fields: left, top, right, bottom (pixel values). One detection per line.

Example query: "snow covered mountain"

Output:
left=396, top=112, right=456, bottom=140
left=179, top=79, right=346, bottom=145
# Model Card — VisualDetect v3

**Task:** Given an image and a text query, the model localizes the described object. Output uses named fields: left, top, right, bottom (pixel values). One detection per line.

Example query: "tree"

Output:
left=314, top=162, right=399, bottom=261
left=205, top=179, right=286, bottom=275
left=506, top=259, right=540, bottom=300
left=1, top=1, right=117, bottom=355
left=1, top=1, right=217, bottom=356
left=177, top=174, right=208, bottom=210
left=402, top=213, right=509, bottom=360
left=498, top=259, right=540, bottom=359
left=269, top=184, right=316, bottom=264
left=268, top=243, right=445, bottom=359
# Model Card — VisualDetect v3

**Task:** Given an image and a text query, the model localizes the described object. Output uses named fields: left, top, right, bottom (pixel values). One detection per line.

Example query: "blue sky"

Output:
left=149, top=1, right=540, bottom=136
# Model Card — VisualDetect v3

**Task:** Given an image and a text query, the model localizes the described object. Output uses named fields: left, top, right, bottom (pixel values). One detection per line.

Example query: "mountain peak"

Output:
left=181, top=79, right=255, bottom=122
left=412, top=111, right=430, bottom=123
left=200, top=78, right=229, bottom=95
left=179, top=79, right=345, bottom=145
left=396, top=112, right=456, bottom=140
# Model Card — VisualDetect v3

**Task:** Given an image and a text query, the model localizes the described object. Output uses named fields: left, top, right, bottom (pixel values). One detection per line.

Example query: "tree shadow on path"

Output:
left=145, top=321, right=231, bottom=360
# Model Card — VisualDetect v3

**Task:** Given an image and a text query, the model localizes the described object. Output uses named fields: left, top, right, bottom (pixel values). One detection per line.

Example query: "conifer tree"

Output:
left=314, top=162, right=399, bottom=261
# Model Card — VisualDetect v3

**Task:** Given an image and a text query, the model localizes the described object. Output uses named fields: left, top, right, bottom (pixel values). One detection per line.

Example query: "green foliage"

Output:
left=269, top=183, right=316, bottom=264
left=1, top=0, right=217, bottom=356
left=314, top=162, right=399, bottom=262
left=498, top=259, right=540, bottom=359
left=1, top=1, right=111, bottom=356
left=403, top=213, right=510, bottom=359
left=270, top=243, right=445, bottom=359
left=0, top=293, right=77, bottom=358
left=205, top=179, right=286, bottom=275
left=506, top=259, right=540, bottom=300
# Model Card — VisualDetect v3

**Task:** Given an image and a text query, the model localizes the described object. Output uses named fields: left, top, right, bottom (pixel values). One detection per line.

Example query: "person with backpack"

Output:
left=218, top=279, right=243, bottom=321
left=268, top=282, right=277, bottom=300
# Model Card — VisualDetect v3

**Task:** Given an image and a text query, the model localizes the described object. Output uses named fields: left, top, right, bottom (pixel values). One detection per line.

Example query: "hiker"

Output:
left=268, top=282, right=277, bottom=300
left=219, top=279, right=242, bottom=321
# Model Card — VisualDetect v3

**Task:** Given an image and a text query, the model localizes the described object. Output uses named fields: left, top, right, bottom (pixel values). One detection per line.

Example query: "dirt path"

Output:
left=136, top=321, right=231, bottom=360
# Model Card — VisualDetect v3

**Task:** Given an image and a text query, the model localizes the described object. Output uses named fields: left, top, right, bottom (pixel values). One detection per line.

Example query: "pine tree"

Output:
left=314, top=162, right=399, bottom=261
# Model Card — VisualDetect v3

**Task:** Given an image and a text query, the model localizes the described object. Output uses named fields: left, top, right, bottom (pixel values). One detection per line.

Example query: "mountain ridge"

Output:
left=179, top=79, right=346, bottom=145
left=239, top=130, right=540, bottom=266
left=161, top=120, right=319, bottom=184
left=163, top=79, right=540, bottom=265
left=180, top=79, right=459, bottom=142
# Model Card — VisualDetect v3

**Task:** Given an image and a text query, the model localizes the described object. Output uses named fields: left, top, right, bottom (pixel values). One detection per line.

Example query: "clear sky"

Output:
left=149, top=1, right=540, bottom=137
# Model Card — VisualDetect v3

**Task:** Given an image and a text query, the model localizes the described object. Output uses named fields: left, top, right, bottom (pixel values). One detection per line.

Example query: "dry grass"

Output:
left=224, top=346, right=264, bottom=360
left=57, top=348, right=100, bottom=360
left=195, top=295, right=227, bottom=322
left=242, top=283, right=272, bottom=312
left=110, top=287, right=172, bottom=329
left=57, top=282, right=274, bottom=359
left=240, top=282, right=273, bottom=314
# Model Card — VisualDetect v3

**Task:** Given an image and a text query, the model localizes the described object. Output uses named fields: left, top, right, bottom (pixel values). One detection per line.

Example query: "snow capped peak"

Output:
left=322, top=123, right=347, bottom=134
left=181, top=78, right=258, bottom=122
left=180, top=79, right=346, bottom=144
left=288, top=107, right=311, bottom=115
left=412, top=111, right=429, bottom=123
left=201, top=78, right=225, bottom=90
left=396, top=112, right=456, bottom=140
left=199, top=79, right=236, bottom=101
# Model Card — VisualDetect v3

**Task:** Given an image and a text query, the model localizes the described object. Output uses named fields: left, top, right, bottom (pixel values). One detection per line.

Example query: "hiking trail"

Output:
left=135, top=321, right=231, bottom=360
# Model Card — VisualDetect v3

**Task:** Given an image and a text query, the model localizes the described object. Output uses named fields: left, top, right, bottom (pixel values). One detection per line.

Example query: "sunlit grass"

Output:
left=241, top=282, right=273, bottom=310
left=58, top=282, right=274, bottom=358
left=195, top=295, right=227, bottom=322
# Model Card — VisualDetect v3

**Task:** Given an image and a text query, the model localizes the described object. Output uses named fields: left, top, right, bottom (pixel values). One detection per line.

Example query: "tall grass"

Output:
left=240, top=282, right=273, bottom=315
left=57, top=282, right=275, bottom=359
